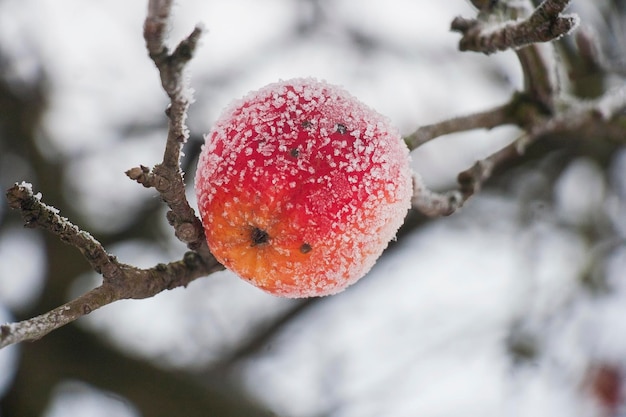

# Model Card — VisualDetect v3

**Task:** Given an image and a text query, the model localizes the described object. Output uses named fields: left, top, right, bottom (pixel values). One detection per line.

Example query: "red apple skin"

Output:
left=195, top=78, right=412, bottom=297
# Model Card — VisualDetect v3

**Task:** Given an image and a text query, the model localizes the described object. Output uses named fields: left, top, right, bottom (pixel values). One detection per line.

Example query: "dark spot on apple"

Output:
left=300, top=243, right=312, bottom=254
left=301, top=120, right=313, bottom=128
left=251, top=227, right=269, bottom=246
left=336, top=123, right=347, bottom=134
left=255, top=137, right=268, bottom=150
left=290, top=148, right=300, bottom=158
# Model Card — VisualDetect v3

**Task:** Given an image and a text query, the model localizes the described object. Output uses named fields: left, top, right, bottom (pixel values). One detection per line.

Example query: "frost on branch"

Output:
left=1, top=0, right=220, bottom=349
left=3, top=0, right=626, bottom=350
left=408, top=0, right=626, bottom=217
left=451, top=0, right=579, bottom=54
left=1, top=183, right=221, bottom=349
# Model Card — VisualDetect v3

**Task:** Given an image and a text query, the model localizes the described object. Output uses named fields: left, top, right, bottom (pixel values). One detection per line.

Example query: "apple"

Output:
left=195, top=78, right=412, bottom=297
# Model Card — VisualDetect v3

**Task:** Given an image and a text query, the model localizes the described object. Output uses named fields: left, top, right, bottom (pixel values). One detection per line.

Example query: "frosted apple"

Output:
left=195, top=78, right=412, bottom=297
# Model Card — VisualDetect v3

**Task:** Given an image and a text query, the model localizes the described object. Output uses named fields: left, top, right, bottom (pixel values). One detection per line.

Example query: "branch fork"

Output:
left=1, top=0, right=220, bottom=349
left=409, top=0, right=626, bottom=218
left=451, top=0, right=579, bottom=54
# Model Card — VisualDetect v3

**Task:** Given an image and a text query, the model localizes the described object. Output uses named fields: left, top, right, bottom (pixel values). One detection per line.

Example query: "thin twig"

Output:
left=0, top=1, right=220, bottom=350
left=144, top=0, right=172, bottom=56
left=6, top=183, right=123, bottom=283
left=412, top=132, right=530, bottom=217
left=129, top=0, right=210, bottom=256
left=1, top=184, right=223, bottom=349
left=0, top=286, right=117, bottom=348
left=412, top=174, right=463, bottom=217
left=0, top=253, right=222, bottom=349
left=409, top=0, right=583, bottom=217
left=404, top=102, right=515, bottom=150
left=515, top=43, right=559, bottom=112
left=411, top=86, right=626, bottom=217
left=451, top=0, right=579, bottom=54
left=457, top=133, right=529, bottom=201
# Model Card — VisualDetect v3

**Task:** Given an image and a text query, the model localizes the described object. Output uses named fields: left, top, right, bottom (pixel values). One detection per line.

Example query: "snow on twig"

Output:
left=0, top=1, right=220, bottom=349
left=451, top=0, right=579, bottom=54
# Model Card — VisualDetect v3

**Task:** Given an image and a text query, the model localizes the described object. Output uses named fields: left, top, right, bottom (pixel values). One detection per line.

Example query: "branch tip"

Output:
left=453, top=0, right=578, bottom=54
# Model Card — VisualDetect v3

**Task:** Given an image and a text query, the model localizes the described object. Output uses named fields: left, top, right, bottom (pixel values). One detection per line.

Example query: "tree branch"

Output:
left=515, top=43, right=559, bottom=112
left=411, top=175, right=463, bottom=217
left=1, top=184, right=223, bottom=349
left=0, top=0, right=223, bottom=349
left=411, top=86, right=626, bottom=217
left=410, top=0, right=584, bottom=217
left=451, top=0, right=579, bottom=54
left=130, top=0, right=210, bottom=257
left=404, top=102, right=516, bottom=150
left=410, top=133, right=528, bottom=217
left=6, top=183, right=122, bottom=282
left=0, top=286, right=116, bottom=348
left=410, top=2, right=625, bottom=217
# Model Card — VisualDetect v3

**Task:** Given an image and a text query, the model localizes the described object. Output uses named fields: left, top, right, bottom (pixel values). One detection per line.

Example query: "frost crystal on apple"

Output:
left=195, top=78, right=413, bottom=298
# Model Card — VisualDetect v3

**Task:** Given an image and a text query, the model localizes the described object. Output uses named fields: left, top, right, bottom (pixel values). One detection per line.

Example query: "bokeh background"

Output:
left=1, top=1, right=626, bottom=416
